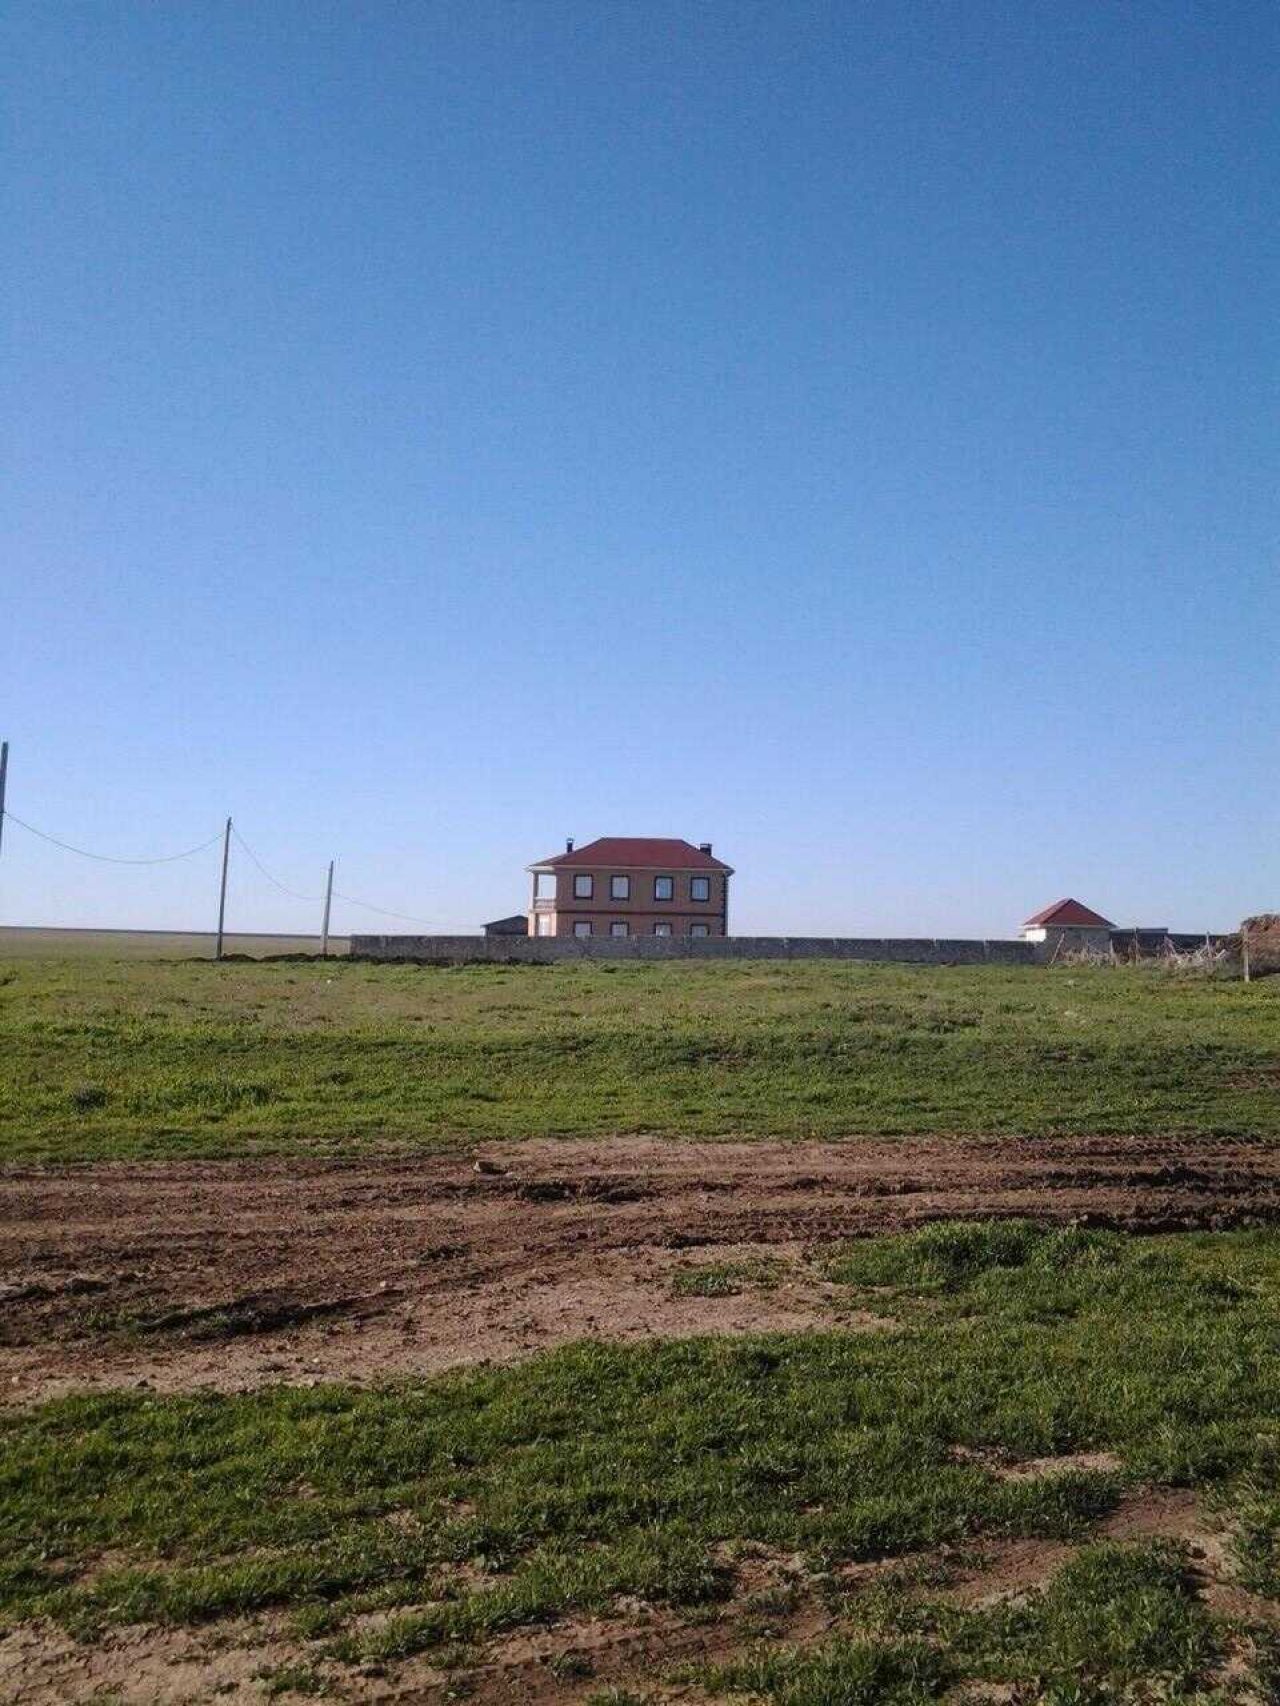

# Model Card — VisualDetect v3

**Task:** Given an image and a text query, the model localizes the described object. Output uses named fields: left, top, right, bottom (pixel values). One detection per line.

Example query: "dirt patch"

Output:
left=2, top=1133, right=1278, bottom=1403
left=939, top=1534, right=1082, bottom=1607
left=940, top=1486, right=1256, bottom=1614
left=948, top=1445, right=1124, bottom=1481
left=0, top=1599, right=785, bottom=1706
left=0, top=1618, right=307, bottom=1706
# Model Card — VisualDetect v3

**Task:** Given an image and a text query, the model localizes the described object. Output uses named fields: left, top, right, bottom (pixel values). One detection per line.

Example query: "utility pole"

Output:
left=215, top=817, right=232, bottom=961
left=0, top=741, right=8, bottom=861
left=320, top=860, right=334, bottom=958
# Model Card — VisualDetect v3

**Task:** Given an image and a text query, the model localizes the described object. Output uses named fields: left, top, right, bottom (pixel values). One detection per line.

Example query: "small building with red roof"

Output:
left=1020, top=898, right=1116, bottom=956
left=527, top=837, right=733, bottom=939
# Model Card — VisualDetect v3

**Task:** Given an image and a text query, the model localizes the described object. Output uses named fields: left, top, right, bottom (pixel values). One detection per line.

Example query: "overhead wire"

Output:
left=3, top=812, right=223, bottom=865
left=4, top=801, right=447, bottom=931
left=331, top=890, right=442, bottom=928
left=229, top=824, right=322, bottom=903
left=230, top=826, right=443, bottom=927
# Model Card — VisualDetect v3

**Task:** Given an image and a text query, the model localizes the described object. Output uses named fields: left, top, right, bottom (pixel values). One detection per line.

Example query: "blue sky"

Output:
left=4, top=0, right=1276, bottom=937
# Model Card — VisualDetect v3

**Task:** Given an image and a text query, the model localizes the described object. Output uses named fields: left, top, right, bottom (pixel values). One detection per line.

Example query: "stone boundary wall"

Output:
left=349, top=934, right=1039, bottom=965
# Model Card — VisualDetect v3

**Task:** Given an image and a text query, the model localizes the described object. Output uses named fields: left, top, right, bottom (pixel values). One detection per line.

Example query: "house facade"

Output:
left=527, top=837, right=733, bottom=939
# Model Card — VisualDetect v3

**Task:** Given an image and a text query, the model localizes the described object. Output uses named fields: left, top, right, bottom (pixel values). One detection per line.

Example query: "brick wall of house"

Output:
left=530, top=865, right=729, bottom=938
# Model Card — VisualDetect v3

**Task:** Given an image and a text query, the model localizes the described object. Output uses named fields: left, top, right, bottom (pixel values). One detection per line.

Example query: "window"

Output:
left=690, top=923, right=709, bottom=938
left=653, top=922, right=673, bottom=937
left=690, top=876, right=711, bottom=902
left=610, top=921, right=628, bottom=937
left=536, top=914, right=553, bottom=936
left=573, top=921, right=592, bottom=937
left=573, top=874, right=593, bottom=899
left=534, top=872, right=556, bottom=900
left=653, top=875, right=673, bottom=901
left=610, top=875, right=630, bottom=900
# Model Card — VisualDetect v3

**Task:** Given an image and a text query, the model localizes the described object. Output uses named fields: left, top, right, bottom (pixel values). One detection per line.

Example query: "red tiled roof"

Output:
left=530, top=837, right=732, bottom=873
left=1023, top=898, right=1116, bottom=929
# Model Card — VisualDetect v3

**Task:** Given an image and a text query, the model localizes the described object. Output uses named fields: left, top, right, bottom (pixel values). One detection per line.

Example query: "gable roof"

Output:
left=1023, top=898, right=1116, bottom=929
left=530, top=837, right=732, bottom=873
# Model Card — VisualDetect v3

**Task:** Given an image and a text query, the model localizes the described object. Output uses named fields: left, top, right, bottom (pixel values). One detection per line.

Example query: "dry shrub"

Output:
left=1242, top=914, right=1280, bottom=977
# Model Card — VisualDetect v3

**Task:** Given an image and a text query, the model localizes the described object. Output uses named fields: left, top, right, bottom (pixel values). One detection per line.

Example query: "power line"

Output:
left=4, top=811, right=224, bottom=866
left=230, top=826, right=442, bottom=928
left=230, top=824, right=322, bottom=903
left=332, top=889, right=441, bottom=928
left=0, top=748, right=443, bottom=933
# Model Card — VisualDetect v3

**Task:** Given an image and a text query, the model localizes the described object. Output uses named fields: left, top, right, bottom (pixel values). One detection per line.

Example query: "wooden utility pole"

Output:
left=215, top=817, right=232, bottom=960
left=0, top=741, right=8, bottom=861
left=320, top=860, right=334, bottom=957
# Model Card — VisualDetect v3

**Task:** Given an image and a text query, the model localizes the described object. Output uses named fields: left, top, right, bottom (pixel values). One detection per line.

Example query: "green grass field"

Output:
left=3, top=1223, right=1277, bottom=1698
left=1, top=955, right=1277, bottom=1160
left=4, top=955, right=1278, bottom=1699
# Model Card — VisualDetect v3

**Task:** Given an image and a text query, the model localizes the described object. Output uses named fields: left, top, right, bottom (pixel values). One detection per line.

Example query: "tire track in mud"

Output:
left=2, top=1133, right=1277, bottom=1402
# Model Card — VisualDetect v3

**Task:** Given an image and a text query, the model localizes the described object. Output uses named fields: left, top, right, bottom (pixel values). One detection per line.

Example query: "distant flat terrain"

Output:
left=0, top=926, right=349, bottom=959
left=1, top=954, right=1276, bottom=1161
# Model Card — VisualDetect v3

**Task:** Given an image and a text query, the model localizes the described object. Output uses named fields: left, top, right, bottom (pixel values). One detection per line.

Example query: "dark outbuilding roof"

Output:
left=483, top=915, right=529, bottom=935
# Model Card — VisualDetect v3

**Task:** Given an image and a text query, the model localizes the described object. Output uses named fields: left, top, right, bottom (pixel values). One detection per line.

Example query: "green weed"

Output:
left=693, top=1638, right=950, bottom=1706
left=672, top=1258, right=784, bottom=1297
left=692, top=1542, right=1225, bottom=1701
left=257, top=1659, right=331, bottom=1697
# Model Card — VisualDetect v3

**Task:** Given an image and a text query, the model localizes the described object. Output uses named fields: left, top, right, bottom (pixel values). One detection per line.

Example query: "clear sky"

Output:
left=4, top=0, right=1276, bottom=938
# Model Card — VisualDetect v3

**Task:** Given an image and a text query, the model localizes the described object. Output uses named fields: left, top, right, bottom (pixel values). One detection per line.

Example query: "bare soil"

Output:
left=2, top=1132, right=1278, bottom=1403
left=3, top=1135, right=1278, bottom=1703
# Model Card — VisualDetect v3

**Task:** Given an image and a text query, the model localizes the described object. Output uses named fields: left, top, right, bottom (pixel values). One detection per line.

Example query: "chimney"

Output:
left=699, top=842, right=712, bottom=854
left=566, top=837, right=574, bottom=853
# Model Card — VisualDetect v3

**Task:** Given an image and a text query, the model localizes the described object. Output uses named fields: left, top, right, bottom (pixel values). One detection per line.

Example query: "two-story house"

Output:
left=527, top=837, right=733, bottom=938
